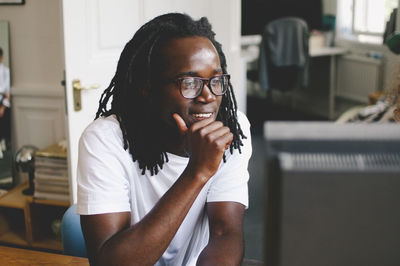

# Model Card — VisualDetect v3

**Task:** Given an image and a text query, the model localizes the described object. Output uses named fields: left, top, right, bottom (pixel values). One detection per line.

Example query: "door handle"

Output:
left=72, top=79, right=100, bottom=111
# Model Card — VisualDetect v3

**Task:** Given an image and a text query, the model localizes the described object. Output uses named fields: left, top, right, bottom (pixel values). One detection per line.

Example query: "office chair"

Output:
left=61, top=204, right=88, bottom=258
left=258, top=17, right=310, bottom=106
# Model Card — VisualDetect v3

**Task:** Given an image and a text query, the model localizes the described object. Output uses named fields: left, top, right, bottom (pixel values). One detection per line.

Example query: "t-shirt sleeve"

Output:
left=76, top=122, right=131, bottom=215
left=206, top=111, right=252, bottom=208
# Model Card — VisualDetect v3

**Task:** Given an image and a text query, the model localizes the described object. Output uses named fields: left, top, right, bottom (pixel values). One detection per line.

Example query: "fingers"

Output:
left=189, top=116, right=216, bottom=132
left=172, top=113, right=233, bottom=152
left=219, top=129, right=234, bottom=149
left=192, top=123, right=232, bottom=153
left=172, top=113, right=188, bottom=136
left=206, top=127, right=233, bottom=150
left=190, top=120, right=232, bottom=148
left=193, top=121, right=224, bottom=136
left=223, top=132, right=234, bottom=150
left=172, top=113, right=219, bottom=135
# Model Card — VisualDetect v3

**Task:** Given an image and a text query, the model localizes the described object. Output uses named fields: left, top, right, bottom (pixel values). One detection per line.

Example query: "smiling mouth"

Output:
left=191, top=112, right=214, bottom=120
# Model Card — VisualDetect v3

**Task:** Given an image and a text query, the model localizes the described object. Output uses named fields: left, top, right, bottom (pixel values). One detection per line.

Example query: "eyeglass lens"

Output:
left=180, top=75, right=228, bottom=99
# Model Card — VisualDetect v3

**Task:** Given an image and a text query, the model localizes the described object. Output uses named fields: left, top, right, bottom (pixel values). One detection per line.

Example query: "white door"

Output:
left=63, top=0, right=143, bottom=203
left=63, top=0, right=242, bottom=203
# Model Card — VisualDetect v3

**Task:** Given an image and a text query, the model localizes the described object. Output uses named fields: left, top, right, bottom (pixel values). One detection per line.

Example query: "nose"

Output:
left=195, top=83, right=216, bottom=103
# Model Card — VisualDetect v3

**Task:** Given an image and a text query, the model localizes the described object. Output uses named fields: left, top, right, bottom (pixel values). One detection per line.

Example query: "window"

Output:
left=337, top=0, right=398, bottom=44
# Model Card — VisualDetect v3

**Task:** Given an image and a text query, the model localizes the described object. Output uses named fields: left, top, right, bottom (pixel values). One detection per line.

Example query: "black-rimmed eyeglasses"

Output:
left=174, top=74, right=230, bottom=99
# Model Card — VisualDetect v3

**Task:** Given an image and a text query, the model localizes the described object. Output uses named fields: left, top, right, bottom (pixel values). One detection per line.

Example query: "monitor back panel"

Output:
left=265, top=153, right=400, bottom=266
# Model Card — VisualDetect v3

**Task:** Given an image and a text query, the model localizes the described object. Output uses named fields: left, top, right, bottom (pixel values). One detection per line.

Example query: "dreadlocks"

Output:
left=95, top=13, right=246, bottom=175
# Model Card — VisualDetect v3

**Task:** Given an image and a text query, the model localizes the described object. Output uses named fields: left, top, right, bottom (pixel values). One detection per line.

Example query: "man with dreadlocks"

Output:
left=77, top=13, right=252, bottom=265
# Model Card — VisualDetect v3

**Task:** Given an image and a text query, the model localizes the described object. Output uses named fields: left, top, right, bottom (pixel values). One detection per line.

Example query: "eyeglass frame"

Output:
left=171, top=74, right=230, bottom=99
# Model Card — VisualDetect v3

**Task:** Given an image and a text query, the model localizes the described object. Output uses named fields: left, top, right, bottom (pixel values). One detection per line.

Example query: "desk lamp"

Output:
left=15, top=145, right=38, bottom=195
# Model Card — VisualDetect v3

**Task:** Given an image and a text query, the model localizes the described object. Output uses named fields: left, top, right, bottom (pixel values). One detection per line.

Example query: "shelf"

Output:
left=30, top=203, right=66, bottom=252
left=0, top=183, right=31, bottom=209
left=0, top=230, right=28, bottom=246
left=33, top=198, right=70, bottom=208
left=32, top=237, right=63, bottom=251
left=0, top=206, right=27, bottom=245
left=0, top=182, right=69, bottom=252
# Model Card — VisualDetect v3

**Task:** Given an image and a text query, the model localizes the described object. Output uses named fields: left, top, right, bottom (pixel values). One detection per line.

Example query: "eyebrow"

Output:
left=173, top=68, right=223, bottom=79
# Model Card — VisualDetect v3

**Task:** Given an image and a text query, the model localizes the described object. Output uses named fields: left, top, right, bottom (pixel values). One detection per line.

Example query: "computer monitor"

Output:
left=263, top=122, right=400, bottom=266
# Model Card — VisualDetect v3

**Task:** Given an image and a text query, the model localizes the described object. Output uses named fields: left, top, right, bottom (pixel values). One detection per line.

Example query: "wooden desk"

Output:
left=309, top=46, right=348, bottom=119
left=0, top=245, right=89, bottom=265
left=0, top=183, right=70, bottom=251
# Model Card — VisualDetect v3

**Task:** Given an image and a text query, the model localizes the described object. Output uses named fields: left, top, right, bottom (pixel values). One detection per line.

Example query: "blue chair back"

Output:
left=61, top=204, right=87, bottom=258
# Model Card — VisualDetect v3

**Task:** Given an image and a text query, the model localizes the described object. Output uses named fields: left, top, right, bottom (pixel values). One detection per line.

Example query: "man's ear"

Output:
left=140, top=85, right=153, bottom=104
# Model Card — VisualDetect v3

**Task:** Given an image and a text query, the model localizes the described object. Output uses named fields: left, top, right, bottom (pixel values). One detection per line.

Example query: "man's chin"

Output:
left=160, top=120, right=182, bottom=139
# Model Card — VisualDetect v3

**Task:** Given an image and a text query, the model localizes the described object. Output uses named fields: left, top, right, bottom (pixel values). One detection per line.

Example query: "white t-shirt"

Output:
left=77, top=111, right=252, bottom=266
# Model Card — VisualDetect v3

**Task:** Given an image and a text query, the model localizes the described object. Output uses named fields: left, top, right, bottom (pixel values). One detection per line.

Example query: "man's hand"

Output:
left=173, top=113, right=233, bottom=180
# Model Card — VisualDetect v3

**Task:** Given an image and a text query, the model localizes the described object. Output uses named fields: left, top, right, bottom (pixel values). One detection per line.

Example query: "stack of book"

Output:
left=34, top=142, right=69, bottom=202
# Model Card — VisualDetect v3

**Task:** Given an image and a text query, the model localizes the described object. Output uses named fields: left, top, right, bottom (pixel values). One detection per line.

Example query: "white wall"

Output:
left=0, top=0, right=64, bottom=95
left=0, top=0, right=66, bottom=152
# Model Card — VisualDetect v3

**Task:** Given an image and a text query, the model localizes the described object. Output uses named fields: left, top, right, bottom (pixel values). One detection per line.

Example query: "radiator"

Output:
left=336, top=54, right=383, bottom=103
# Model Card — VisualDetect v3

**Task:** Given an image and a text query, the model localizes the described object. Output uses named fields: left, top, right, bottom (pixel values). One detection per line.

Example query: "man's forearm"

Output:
left=197, top=231, right=244, bottom=266
left=94, top=168, right=208, bottom=266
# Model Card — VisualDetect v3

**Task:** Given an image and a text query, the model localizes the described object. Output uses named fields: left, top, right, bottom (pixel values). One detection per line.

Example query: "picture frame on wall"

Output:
left=0, top=0, right=25, bottom=5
